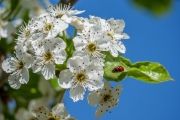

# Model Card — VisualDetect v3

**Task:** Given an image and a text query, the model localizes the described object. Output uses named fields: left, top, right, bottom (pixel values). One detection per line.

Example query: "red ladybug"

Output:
left=112, top=66, right=124, bottom=73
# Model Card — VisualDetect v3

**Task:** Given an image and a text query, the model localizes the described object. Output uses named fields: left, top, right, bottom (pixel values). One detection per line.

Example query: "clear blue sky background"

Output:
left=50, top=0, right=180, bottom=120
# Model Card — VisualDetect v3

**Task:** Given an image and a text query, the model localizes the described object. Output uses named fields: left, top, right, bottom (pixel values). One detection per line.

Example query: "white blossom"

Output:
left=58, top=56, right=104, bottom=102
left=17, top=19, right=36, bottom=44
left=88, top=81, right=122, bottom=117
left=1, top=47, right=33, bottom=89
left=32, top=38, right=66, bottom=80
left=34, top=14, right=68, bottom=39
left=48, top=4, right=85, bottom=23
left=33, top=103, right=75, bottom=120
left=90, top=16, right=129, bottom=57
left=73, top=28, right=110, bottom=66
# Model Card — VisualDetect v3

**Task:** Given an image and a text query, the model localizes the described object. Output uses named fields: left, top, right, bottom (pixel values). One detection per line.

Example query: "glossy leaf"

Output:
left=104, top=53, right=130, bottom=81
left=128, top=62, right=173, bottom=83
left=104, top=61, right=128, bottom=81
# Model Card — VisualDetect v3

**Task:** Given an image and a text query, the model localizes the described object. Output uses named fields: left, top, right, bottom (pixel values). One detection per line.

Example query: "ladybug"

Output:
left=112, top=66, right=124, bottom=73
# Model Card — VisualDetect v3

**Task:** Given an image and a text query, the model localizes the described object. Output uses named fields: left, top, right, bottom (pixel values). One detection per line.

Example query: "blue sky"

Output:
left=50, top=0, right=180, bottom=120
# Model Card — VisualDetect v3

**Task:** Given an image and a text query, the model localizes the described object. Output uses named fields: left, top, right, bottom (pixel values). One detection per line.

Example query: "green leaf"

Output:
left=103, top=52, right=172, bottom=83
left=132, top=0, right=172, bottom=16
left=128, top=62, right=172, bottom=83
left=104, top=61, right=128, bottom=81
left=104, top=52, right=132, bottom=67
left=104, top=53, right=131, bottom=81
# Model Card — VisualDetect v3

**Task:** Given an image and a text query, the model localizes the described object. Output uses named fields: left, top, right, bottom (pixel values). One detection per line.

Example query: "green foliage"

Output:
left=104, top=52, right=172, bottom=83
left=104, top=53, right=130, bottom=81
left=132, top=0, right=172, bottom=15
left=104, top=61, right=128, bottom=81
left=128, top=62, right=173, bottom=83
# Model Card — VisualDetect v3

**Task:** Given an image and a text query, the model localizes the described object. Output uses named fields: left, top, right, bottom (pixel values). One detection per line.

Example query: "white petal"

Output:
left=109, top=45, right=119, bottom=57
left=32, top=60, right=43, bottom=73
left=61, top=15, right=73, bottom=23
left=86, top=64, right=104, bottom=75
left=23, top=54, right=34, bottom=68
left=108, top=18, right=125, bottom=33
left=113, top=85, right=122, bottom=98
left=53, top=50, right=66, bottom=64
left=86, top=79, right=104, bottom=91
left=8, top=73, right=21, bottom=89
left=96, top=106, right=106, bottom=117
left=96, top=101, right=116, bottom=117
left=41, top=63, right=55, bottom=80
left=68, top=10, right=85, bottom=15
left=96, top=37, right=110, bottom=51
left=46, top=19, right=68, bottom=39
left=102, top=81, right=111, bottom=93
left=114, top=34, right=125, bottom=40
left=73, top=36, right=86, bottom=51
left=70, top=85, right=85, bottom=102
left=53, top=38, right=66, bottom=50
left=52, top=103, right=68, bottom=117
left=15, top=46, right=24, bottom=60
left=55, top=19, right=68, bottom=32
left=28, top=98, right=48, bottom=113
left=122, top=33, right=130, bottom=39
left=58, top=69, right=73, bottom=89
left=19, top=67, right=29, bottom=84
left=86, top=65, right=104, bottom=91
left=88, top=92, right=100, bottom=106
left=67, top=56, right=89, bottom=72
left=33, top=106, right=49, bottom=120
left=2, top=57, right=18, bottom=73
left=116, top=41, right=126, bottom=54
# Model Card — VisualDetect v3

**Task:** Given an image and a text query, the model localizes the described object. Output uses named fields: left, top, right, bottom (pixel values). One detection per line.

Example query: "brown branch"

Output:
left=59, top=0, right=78, bottom=6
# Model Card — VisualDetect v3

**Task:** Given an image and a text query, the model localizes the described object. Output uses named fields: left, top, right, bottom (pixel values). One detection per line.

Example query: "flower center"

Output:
left=25, top=30, right=30, bottom=37
left=107, top=31, right=114, bottom=39
left=48, top=117, right=56, bottom=120
left=55, top=13, right=64, bottom=18
left=17, top=61, right=24, bottom=69
left=43, top=51, right=53, bottom=61
left=44, top=23, right=54, bottom=32
left=76, top=73, right=86, bottom=82
left=47, top=114, right=60, bottom=120
left=87, top=43, right=97, bottom=53
left=103, top=94, right=111, bottom=102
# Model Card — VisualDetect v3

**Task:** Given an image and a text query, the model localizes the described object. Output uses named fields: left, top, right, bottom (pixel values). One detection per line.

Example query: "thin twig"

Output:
left=59, top=0, right=78, bottom=6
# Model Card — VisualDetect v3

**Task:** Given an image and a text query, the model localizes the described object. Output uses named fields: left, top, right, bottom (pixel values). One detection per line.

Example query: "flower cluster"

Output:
left=15, top=103, right=74, bottom=120
left=2, top=4, right=128, bottom=116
